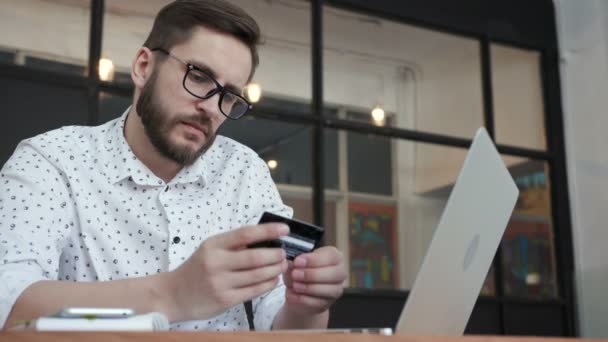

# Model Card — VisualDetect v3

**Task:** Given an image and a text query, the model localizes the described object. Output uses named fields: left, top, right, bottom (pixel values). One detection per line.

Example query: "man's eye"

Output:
left=189, top=71, right=210, bottom=83
left=223, top=94, right=237, bottom=103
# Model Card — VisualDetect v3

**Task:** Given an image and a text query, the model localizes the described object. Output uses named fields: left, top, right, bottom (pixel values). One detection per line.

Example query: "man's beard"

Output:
left=135, top=70, right=216, bottom=166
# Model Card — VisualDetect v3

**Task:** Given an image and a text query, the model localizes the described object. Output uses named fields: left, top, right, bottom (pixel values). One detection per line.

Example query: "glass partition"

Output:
left=323, top=5, right=484, bottom=139
left=0, top=0, right=90, bottom=76
left=492, top=44, right=547, bottom=150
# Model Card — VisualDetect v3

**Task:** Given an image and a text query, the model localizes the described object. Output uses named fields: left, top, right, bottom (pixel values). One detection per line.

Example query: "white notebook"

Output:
left=15, top=312, right=169, bottom=331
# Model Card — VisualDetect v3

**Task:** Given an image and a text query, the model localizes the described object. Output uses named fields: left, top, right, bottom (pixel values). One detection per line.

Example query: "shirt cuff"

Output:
left=0, top=262, right=47, bottom=328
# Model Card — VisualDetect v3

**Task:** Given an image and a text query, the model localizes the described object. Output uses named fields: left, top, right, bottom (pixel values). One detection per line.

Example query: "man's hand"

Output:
left=164, top=223, right=290, bottom=322
left=281, top=246, right=347, bottom=319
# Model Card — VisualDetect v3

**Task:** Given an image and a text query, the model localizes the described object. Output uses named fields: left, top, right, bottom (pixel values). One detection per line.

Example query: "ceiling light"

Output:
left=525, top=272, right=540, bottom=285
left=371, top=104, right=386, bottom=126
left=246, top=82, right=262, bottom=103
left=267, top=159, right=278, bottom=170
left=99, top=57, right=114, bottom=81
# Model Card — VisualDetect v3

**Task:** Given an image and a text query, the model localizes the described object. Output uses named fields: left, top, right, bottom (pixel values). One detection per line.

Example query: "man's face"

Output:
left=136, top=26, right=252, bottom=166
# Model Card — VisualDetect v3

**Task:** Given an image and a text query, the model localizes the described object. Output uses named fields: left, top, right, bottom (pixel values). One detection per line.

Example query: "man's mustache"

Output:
left=171, top=114, right=213, bottom=133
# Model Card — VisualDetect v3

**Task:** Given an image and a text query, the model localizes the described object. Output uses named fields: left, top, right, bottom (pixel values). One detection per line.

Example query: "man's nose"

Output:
left=195, top=91, right=223, bottom=118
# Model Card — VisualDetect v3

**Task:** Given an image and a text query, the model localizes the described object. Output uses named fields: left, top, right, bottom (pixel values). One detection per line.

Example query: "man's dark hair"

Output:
left=143, top=0, right=261, bottom=79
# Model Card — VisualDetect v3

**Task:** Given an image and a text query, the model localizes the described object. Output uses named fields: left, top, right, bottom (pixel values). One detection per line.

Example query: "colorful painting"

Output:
left=502, top=218, right=557, bottom=297
left=349, top=202, right=397, bottom=288
left=480, top=266, right=496, bottom=296
left=514, top=171, right=551, bottom=217
left=502, top=170, right=557, bottom=298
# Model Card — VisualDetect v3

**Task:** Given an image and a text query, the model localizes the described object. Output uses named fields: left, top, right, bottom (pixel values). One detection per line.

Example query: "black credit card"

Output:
left=248, top=212, right=324, bottom=260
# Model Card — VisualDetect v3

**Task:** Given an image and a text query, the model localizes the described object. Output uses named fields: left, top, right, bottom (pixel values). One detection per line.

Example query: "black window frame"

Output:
left=0, top=0, right=575, bottom=336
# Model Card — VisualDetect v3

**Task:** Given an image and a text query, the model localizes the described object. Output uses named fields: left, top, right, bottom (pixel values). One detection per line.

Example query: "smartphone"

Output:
left=52, top=307, right=135, bottom=319
left=249, top=212, right=324, bottom=260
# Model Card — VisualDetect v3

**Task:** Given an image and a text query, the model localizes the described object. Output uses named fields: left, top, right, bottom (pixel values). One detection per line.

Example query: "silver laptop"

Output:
left=283, top=127, right=518, bottom=335
left=394, top=127, right=519, bottom=335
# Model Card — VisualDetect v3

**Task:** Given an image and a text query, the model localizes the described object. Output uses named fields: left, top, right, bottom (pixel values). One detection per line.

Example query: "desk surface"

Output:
left=0, top=332, right=599, bottom=342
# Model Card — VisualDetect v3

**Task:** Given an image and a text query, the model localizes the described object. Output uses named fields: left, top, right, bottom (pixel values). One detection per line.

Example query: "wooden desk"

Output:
left=0, top=332, right=600, bottom=342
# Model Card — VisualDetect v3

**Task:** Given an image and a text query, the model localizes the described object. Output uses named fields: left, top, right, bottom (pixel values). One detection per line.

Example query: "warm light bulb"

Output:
left=267, top=159, right=278, bottom=170
left=99, top=58, right=114, bottom=81
left=371, top=105, right=386, bottom=125
left=525, top=272, right=540, bottom=285
left=246, top=83, right=262, bottom=103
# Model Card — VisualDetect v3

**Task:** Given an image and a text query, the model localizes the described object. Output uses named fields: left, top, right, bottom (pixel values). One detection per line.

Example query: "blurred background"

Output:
left=0, top=0, right=606, bottom=338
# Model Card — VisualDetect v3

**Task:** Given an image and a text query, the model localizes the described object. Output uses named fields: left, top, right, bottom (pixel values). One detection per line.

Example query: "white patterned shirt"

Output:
left=0, top=108, right=292, bottom=330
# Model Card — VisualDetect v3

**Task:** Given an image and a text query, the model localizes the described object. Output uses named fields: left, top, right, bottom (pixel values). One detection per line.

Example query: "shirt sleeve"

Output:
left=0, top=141, right=73, bottom=328
left=240, top=155, right=293, bottom=330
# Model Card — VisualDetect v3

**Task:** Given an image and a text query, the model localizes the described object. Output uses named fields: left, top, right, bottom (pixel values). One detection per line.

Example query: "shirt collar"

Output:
left=102, top=107, right=209, bottom=187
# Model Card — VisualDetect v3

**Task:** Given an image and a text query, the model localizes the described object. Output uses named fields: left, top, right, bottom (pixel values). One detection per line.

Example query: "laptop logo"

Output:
left=463, top=234, right=480, bottom=271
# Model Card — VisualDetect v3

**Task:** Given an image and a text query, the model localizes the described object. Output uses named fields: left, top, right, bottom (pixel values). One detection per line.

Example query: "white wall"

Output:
left=554, top=0, right=608, bottom=338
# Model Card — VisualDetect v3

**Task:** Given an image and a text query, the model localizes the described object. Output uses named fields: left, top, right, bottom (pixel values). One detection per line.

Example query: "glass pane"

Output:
left=323, top=6, right=484, bottom=139
left=0, top=0, right=89, bottom=76
left=0, top=50, right=14, bottom=64
left=231, top=0, right=311, bottom=104
left=102, top=0, right=312, bottom=105
left=102, top=1, right=165, bottom=85
left=0, top=77, right=88, bottom=164
left=401, top=142, right=466, bottom=289
left=219, top=117, right=338, bottom=189
left=347, top=130, right=392, bottom=195
left=501, top=157, right=557, bottom=298
left=492, top=44, right=547, bottom=150
left=99, top=92, right=132, bottom=124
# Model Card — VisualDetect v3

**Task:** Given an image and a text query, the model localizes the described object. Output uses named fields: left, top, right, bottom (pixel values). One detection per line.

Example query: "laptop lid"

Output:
left=395, top=127, right=519, bottom=335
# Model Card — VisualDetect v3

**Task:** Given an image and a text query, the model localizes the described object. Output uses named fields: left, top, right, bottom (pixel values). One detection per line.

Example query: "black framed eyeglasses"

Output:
left=151, top=48, right=252, bottom=120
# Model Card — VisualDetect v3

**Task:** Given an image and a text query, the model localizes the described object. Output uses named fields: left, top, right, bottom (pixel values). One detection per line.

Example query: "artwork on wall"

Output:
left=513, top=170, right=550, bottom=217
left=480, top=266, right=496, bottom=296
left=502, top=218, right=557, bottom=297
left=502, top=169, right=558, bottom=298
left=348, top=202, right=397, bottom=288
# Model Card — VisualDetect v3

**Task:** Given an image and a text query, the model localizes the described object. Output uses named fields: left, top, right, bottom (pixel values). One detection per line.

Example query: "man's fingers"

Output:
left=291, top=282, right=344, bottom=300
left=213, top=223, right=289, bottom=249
left=291, top=264, right=347, bottom=284
left=229, top=248, right=286, bottom=271
left=229, top=260, right=288, bottom=288
left=286, top=291, right=330, bottom=311
left=229, top=276, right=283, bottom=304
left=293, top=246, right=342, bottom=268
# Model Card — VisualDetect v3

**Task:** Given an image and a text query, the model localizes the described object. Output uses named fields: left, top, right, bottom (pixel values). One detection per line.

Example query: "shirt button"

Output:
left=164, top=186, right=169, bottom=192
left=173, top=236, right=181, bottom=244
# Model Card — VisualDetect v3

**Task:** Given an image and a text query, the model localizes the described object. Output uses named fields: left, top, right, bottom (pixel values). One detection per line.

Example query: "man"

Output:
left=0, top=0, right=346, bottom=331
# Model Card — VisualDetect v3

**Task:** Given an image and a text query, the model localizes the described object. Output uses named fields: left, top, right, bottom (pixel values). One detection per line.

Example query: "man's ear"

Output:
left=131, top=47, right=155, bottom=89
